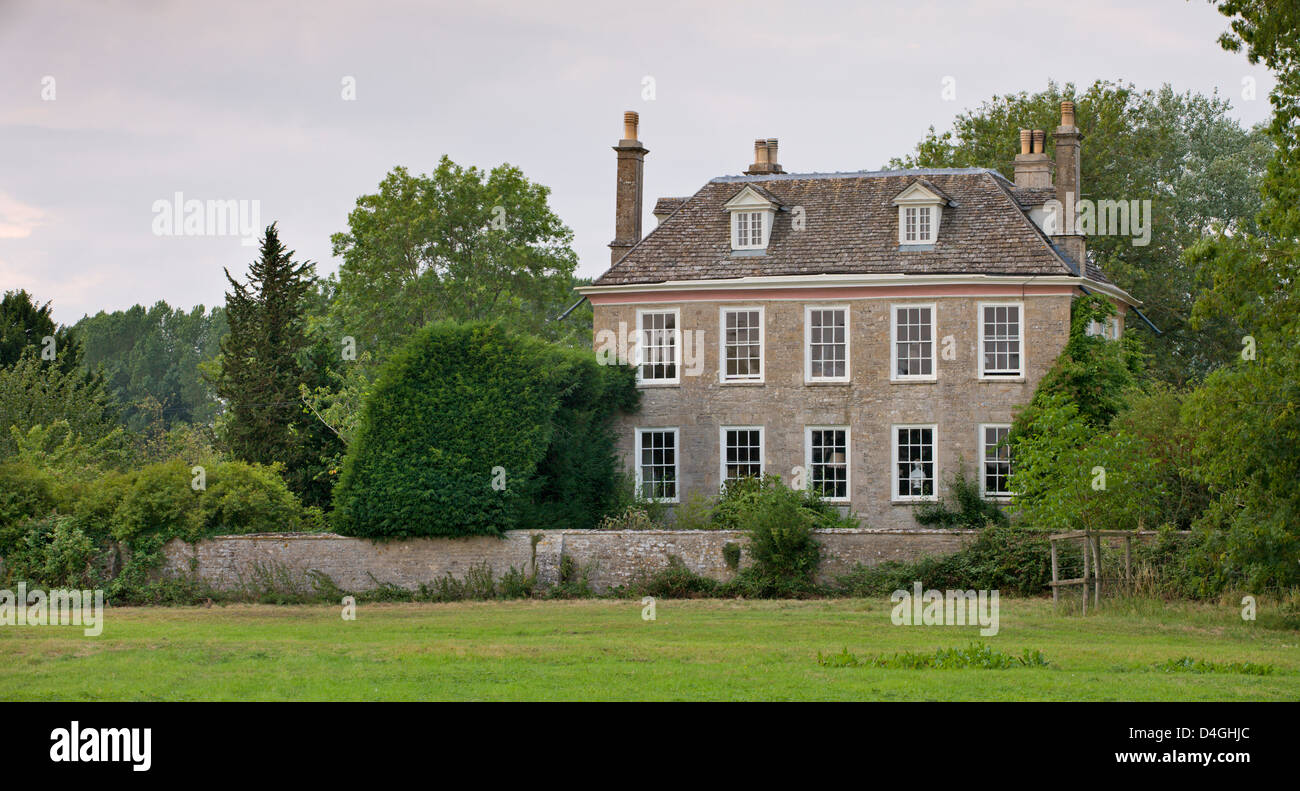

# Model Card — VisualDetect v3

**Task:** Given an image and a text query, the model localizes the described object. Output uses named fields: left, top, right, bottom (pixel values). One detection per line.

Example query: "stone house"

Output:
left=577, top=105, right=1143, bottom=529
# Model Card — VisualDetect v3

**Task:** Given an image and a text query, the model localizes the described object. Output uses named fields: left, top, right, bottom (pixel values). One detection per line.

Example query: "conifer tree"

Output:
left=216, top=224, right=338, bottom=503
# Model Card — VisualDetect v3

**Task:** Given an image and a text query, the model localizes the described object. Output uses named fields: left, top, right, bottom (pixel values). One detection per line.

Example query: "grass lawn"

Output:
left=2, top=597, right=1297, bottom=701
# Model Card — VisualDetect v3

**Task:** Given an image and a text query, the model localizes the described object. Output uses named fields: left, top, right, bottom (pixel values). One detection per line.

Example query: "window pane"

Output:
left=639, top=312, right=678, bottom=380
left=895, top=427, right=935, bottom=498
left=809, top=428, right=848, bottom=499
left=982, top=305, right=1021, bottom=375
left=895, top=306, right=933, bottom=377
left=808, top=309, right=847, bottom=379
left=723, top=428, right=763, bottom=483
left=639, top=431, right=677, bottom=500
left=983, top=426, right=1012, bottom=494
left=722, top=309, right=762, bottom=381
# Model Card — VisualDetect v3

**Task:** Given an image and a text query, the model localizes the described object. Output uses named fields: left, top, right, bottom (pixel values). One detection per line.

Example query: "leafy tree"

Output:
left=1172, top=0, right=1300, bottom=590
left=75, top=301, right=227, bottom=431
left=0, top=354, right=119, bottom=458
left=330, top=158, right=585, bottom=364
left=891, top=80, right=1271, bottom=385
left=0, top=290, right=84, bottom=375
left=1006, top=296, right=1194, bottom=535
left=214, top=224, right=343, bottom=508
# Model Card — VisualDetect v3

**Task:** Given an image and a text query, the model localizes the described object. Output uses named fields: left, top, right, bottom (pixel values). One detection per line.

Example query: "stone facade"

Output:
left=593, top=290, right=1078, bottom=529
left=160, top=528, right=975, bottom=594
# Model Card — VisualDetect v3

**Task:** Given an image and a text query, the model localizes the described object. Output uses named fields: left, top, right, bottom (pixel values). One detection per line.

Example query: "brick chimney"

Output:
left=1013, top=128, right=1053, bottom=188
left=609, top=110, right=647, bottom=265
left=744, top=137, right=785, bottom=175
left=1051, top=100, right=1086, bottom=265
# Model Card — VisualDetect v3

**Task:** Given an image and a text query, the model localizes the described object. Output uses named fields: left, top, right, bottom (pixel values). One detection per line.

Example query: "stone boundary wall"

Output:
left=160, top=528, right=975, bottom=594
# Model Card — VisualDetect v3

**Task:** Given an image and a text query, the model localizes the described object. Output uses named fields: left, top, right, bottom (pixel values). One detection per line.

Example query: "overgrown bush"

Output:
left=0, top=461, right=61, bottom=557
left=333, top=321, right=637, bottom=539
left=0, top=456, right=308, bottom=599
left=711, top=475, right=858, bottom=532
left=913, top=467, right=1009, bottom=529
left=727, top=481, right=824, bottom=597
left=197, top=461, right=302, bottom=534
left=837, top=524, right=1063, bottom=597
left=628, top=555, right=720, bottom=598
left=2, top=515, right=106, bottom=588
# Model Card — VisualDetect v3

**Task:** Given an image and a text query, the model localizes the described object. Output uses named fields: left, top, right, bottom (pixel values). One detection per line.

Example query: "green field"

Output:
left=2, top=598, right=1297, bottom=701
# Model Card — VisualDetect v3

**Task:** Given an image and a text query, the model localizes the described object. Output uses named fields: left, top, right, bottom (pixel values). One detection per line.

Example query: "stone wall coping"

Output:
left=202, top=527, right=977, bottom=541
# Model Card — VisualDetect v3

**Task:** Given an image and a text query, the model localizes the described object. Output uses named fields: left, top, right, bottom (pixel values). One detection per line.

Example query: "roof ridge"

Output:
left=710, top=167, right=1001, bottom=183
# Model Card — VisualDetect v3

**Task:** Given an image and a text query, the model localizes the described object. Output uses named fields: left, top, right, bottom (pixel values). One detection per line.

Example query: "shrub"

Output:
left=198, top=461, right=302, bottom=534
left=836, top=524, right=1065, bottom=597
left=109, top=460, right=204, bottom=544
left=595, top=505, right=658, bottom=531
left=333, top=321, right=637, bottom=538
left=629, top=555, right=720, bottom=598
left=913, top=467, right=1009, bottom=529
left=0, top=461, right=61, bottom=557
left=669, top=491, right=715, bottom=530
left=711, top=475, right=857, bottom=532
left=722, top=541, right=741, bottom=570
left=71, top=470, right=131, bottom=544
left=730, top=484, right=823, bottom=597
left=3, top=515, right=105, bottom=588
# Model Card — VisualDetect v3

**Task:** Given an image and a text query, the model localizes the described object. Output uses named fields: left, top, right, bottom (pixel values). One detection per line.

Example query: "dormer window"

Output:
left=892, top=179, right=952, bottom=247
left=733, top=211, right=767, bottom=249
left=903, top=206, right=933, bottom=243
left=724, top=184, right=781, bottom=252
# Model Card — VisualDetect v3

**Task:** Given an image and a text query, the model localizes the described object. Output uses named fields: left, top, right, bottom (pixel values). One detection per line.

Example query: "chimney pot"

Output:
left=1060, top=101, right=1076, bottom=128
left=746, top=137, right=784, bottom=175
left=623, top=110, right=639, bottom=141
left=766, top=138, right=782, bottom=173
left=1032, top=129, right=1045, bottom=154
left=1014, top=130, right=1053, bottom=188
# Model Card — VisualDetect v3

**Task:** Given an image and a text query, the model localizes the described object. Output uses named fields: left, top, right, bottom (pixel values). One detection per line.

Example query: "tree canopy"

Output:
left=75, top=301, right=226, bottom=432
left=329, top=157, right=585, bottom=364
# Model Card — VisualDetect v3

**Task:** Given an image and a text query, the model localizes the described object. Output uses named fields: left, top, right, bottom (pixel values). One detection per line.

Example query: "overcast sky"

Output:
left=0, top=0, right=1274, bottom=324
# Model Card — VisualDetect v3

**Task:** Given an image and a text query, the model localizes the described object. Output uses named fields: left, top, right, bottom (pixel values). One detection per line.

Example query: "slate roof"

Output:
left=652, top=196, right=689, bottom=217
left=1010, top=186, right=1056, bottom=207
left=593, top=168, right=1109, bottom=287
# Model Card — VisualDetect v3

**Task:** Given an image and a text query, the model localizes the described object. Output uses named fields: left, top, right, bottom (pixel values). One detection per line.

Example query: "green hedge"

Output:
left=332, top=321, right=637, bottom=538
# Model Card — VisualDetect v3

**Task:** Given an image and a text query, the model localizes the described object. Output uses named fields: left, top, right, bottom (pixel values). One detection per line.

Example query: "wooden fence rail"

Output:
left=1048, top=530, right=1160, bottom=613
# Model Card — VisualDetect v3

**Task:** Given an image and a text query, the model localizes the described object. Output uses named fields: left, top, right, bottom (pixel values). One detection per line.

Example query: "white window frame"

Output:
left=804, top=305, right=850, bottom=384
left=719, top=426, right=765, bottom=487
left=635, top=427, right=680, bottom=503
left=900, top=205, right=937, bottom=244
left=805, top=426, right=851, bottom=503
left=891, top=423, right=938, bottom=503
left=979, top=423, right=1014, bottom=499
left=718, top=305, right=765, bottom=383
left=635, top=307, right=681, bottom=386
left=977, top=301, right=1026, bottom=380
left=889, top=302, right=937, bottom=382
left=731, top=210, right=769, bottom=250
